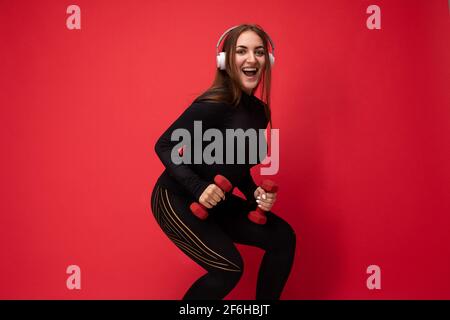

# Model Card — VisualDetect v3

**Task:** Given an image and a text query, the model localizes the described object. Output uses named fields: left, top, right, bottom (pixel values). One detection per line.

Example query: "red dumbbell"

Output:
left=248, top=180, right=279, bottom=225
left=190, top=175, right=233, bottom=220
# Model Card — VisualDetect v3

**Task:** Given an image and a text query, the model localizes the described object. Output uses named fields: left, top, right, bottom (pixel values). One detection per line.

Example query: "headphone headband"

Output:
left=215, top=25, right=276, bottom=56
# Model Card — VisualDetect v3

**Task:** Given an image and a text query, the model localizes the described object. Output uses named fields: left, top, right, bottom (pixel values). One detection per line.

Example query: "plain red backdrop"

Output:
left=0, top=0, right=449, bottom=299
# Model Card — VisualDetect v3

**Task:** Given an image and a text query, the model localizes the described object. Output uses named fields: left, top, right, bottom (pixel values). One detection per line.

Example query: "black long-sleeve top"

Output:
left=154, top=91, right=269, bottom=208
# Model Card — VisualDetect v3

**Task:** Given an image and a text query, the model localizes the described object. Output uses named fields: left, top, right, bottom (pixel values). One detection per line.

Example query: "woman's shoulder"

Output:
left=249, top=95, right=267, bottom=108
left=184, top=98, right=232, bottom=120
left=191, top=97, right=232, bottom=111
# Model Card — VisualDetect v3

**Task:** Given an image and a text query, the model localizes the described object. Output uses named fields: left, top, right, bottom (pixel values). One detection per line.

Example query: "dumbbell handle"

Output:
left=248, top=180, right=279, bottom=225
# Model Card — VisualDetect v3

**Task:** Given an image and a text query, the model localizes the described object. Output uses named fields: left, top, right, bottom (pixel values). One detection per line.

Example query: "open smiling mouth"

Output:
left=242, top=67, right=258, bottom=79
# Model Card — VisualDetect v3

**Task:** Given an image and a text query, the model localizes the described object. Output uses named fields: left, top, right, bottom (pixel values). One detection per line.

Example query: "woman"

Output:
left=151, top=24, right=296, bottom=300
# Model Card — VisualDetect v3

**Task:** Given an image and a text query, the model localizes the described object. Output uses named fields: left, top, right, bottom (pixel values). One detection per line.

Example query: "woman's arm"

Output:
left=154, top=101, right=228, bottom=200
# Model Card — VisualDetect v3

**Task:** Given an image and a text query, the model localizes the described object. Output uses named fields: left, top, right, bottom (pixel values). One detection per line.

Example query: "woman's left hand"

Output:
left=254, top=187, right=277, bottom=211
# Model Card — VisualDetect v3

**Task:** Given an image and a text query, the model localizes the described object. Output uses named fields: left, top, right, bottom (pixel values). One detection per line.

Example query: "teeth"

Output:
left=243, top=68, right=257, bottom=71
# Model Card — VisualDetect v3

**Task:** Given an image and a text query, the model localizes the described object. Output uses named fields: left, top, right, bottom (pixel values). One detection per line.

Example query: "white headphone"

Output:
left=216, top=25, right=275, bottom=71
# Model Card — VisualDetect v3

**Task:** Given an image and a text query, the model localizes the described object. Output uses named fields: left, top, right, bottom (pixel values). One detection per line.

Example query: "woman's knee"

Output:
left=208, top=264, right=244, bottom=291
left=270, top=214, right=297, bottom=251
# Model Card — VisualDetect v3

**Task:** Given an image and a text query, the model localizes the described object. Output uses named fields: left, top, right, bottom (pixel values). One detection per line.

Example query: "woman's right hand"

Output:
left=199, top=184, right=226, bottom=209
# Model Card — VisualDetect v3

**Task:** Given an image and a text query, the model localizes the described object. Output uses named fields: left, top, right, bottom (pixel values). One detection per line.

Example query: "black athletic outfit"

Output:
left=150, top=91, right=296, bottom=300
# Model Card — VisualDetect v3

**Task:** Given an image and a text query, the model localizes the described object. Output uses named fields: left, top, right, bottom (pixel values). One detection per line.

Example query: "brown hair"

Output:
left=194, top=24, right=273, bottom=127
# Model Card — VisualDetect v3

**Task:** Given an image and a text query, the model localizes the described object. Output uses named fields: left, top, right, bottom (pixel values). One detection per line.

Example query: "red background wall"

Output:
left=1, top=0, right=449, bottom=299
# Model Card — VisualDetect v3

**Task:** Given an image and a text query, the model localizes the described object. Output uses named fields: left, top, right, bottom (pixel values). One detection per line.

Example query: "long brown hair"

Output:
left=194, top=24, right=273, bottom=127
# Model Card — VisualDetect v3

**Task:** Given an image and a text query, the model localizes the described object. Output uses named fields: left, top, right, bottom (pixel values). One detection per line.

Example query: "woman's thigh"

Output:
left=150, top=184, right=243, bottom=273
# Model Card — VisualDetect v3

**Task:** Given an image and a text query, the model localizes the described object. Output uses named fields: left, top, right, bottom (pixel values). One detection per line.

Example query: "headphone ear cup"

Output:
left=269, top=53, right=275, bottom=67
left=217, top=52, right=226, bottom=70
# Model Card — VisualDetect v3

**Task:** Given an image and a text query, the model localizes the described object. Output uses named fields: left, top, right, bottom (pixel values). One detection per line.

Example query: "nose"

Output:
left=246, top=52, right=256, bottom=64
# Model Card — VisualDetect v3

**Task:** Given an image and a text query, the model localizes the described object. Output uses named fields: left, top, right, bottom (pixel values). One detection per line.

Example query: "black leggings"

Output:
left=150, top=183, right=297, bottom=300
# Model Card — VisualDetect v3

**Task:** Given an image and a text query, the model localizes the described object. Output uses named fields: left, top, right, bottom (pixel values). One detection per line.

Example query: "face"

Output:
left=234, top=30, right=266, bottom=95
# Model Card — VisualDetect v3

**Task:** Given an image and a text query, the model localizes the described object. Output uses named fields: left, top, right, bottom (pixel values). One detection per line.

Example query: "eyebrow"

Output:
left=236, top=45, right=265, bottom=49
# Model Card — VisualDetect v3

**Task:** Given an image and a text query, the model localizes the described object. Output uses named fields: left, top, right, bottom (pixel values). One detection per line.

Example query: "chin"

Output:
left=240, top=82, right=259, bottom=94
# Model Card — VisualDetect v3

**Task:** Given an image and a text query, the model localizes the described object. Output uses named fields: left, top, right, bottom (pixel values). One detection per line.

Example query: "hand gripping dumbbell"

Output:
left=190, top=175, right=233, bottom=220
left=248, top=180, right=279, bottom=225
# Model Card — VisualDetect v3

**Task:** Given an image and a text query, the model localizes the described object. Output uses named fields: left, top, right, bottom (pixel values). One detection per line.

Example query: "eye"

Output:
left=256, top=50, right=265, bottom=56
left=236, top=49, right=246, bottom=54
